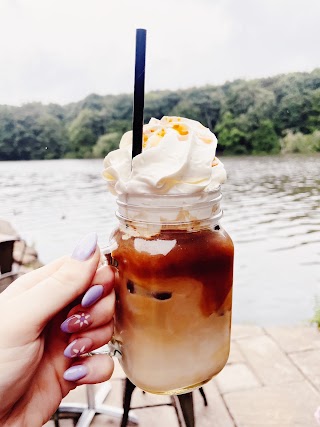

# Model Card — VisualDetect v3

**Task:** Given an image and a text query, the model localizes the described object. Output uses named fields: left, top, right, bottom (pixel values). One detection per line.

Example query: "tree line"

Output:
left=0, top=68, right=320, bottom=160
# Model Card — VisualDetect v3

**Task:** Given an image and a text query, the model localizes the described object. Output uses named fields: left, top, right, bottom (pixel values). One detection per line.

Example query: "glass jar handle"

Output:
left=101, top=240, right=118, bottom=265
left=84, top=338, right=122, bottom=359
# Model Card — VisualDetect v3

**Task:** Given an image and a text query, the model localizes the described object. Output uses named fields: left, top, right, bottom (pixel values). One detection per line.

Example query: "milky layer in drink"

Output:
left=112, top=226, right=233, bottom=393
left=103, top=116, right=226, bottom=196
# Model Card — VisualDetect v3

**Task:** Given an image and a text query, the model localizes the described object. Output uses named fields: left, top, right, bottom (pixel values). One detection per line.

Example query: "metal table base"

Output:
left=57, top=383, right=139, bottom=427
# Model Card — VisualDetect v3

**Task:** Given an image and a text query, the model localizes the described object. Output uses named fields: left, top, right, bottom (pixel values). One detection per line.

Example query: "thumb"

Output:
left=8, top=233, right=101, bottom=335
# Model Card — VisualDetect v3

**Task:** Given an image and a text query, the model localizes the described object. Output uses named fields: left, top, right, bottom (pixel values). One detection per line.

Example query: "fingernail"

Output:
left=71, top=232, right=98, bottom=261
left=64, top=337, right=93, bottom=358
left=61, top=312, right=92, bottom=333
left=81, top=285, right=104, bottom=308
left=63, top=365, right=88, bottom=381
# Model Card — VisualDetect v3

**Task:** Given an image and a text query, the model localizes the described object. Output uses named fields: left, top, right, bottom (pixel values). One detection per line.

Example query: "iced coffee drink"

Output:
left=103, top=116, right=234, bottom=394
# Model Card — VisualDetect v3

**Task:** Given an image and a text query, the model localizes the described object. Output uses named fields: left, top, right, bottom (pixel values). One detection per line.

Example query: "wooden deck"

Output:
left=44, top=324, right=320, bottom=427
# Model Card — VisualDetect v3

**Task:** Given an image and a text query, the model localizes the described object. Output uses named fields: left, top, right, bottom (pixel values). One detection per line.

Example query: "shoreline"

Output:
left=1, top=152, right=320, bottom=162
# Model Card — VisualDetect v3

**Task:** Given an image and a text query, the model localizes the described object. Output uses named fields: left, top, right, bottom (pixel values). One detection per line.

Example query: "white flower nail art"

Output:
left=72, top=345, right=86, bottom=357
left=73, top=313, right=90, bottom=328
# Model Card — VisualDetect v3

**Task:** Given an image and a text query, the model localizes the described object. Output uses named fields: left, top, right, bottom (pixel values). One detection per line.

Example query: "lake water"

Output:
left=1, top=155, right=319, bottom=326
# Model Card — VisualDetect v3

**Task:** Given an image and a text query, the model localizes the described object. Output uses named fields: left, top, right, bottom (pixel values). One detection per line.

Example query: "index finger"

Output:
left=0, top=257, right=66, bottom=301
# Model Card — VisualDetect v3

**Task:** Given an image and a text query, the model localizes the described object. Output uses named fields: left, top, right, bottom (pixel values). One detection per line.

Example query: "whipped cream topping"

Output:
left=103, top=116, right=226, bottom=195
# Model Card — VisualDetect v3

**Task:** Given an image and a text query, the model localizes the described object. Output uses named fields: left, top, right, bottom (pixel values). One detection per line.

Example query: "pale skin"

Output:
left=0, top=245, right=115, bottom=427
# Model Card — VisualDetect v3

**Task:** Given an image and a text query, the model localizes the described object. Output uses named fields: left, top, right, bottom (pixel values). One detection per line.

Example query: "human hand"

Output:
left=0, top=233, right=115, bottom=427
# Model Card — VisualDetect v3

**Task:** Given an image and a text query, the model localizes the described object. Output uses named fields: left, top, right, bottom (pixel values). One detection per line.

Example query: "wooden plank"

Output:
left=224, top=381, right=320, bottom=427
left=237, top=335, right=303, bottom=385
left=290, top=349, right=320, bottom=391
left=231, top=324, right=264, bottom=340
left=227, top=341, right=245, bottom=364
left=194, top=379, right=235, bottom=427
left=215, top=363, right=260, bottom=393
left=266, top=326, right=320, bottom=353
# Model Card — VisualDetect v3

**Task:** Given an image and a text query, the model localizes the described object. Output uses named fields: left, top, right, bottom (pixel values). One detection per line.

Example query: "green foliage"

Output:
left=0, top=103, right=66, bottom=160
left=145, top=91, right=180, bottom=122
left=171, top=88, right=224, bottom=130
left=280, top=130, right=320, bottom=154
left=225, top=80, right=258, bottom=116
left=251, top=120, right=280, bottom=154
left=67, top=109, right=105, bottom=158
left=92, top=132, right=120, bottom=158
left=311, top=298, right=320, bottom=329
left=0, top=107, right=16, bottom=160
left=33, top=114, right=67, bottom=159
left=0, top=69, right=320, bottom=160
left=215, top=112, right=249, bottom=154
left=307, top=88, right=320, bottom=132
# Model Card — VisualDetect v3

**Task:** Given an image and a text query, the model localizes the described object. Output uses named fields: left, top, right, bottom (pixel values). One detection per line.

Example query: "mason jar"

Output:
left=106, top=188, right=234, bottom=395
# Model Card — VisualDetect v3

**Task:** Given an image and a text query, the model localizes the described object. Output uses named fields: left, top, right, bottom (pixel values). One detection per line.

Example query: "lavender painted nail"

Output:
left=81, top=285, right=104, bottom=308
left=63, top=365, right=88, bottom=381
left=60, top=312, right=92, bottom=333
left=64, top=337, right=93, bottom=358
left=71, top=232, right=98, bottom=261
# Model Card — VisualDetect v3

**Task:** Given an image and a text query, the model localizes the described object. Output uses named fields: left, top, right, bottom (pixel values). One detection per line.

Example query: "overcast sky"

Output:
left=0, top=0, right=319, bottom=106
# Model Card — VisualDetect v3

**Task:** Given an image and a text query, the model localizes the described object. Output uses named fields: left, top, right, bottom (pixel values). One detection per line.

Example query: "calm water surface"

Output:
left=1, top=155, right=319, bottom=326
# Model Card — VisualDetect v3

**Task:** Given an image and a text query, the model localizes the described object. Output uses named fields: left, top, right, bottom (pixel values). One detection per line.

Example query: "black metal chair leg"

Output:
left=177, top=392, right=195, bottom=427
left=52, top=412, right=60, bottom=427
left=120, top=379, right=206, bottom=427
left=199, top=387, right=208, bottom=406
left=121, top=378, right=137, bottom=427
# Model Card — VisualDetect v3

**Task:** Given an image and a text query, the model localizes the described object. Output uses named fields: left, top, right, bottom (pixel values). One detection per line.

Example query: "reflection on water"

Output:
left=1, top=155, right=319, bottom=326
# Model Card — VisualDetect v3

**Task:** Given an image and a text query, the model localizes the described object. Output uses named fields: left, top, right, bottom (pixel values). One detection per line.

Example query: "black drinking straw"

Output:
left=132, top=28, right=147, bottom=159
